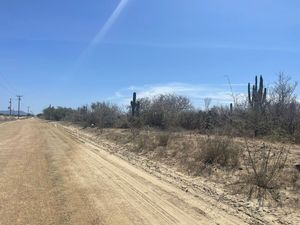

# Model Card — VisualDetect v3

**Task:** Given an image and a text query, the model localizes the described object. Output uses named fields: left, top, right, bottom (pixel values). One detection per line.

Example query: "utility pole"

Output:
left=8, top=98, right=12, bottom=116
left=27, top=106, right=30, bottom=116
left=16, top=95, right=23, bottom=118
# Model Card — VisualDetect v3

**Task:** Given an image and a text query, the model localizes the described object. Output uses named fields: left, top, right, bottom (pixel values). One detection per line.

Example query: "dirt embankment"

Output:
left=0, top=115, right=17, bottom=123
left=58, top=122, right=300, bottom=225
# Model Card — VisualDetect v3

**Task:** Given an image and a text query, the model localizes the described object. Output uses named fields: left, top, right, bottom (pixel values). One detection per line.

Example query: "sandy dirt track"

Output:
left=0, top=119, right=251, bottom=225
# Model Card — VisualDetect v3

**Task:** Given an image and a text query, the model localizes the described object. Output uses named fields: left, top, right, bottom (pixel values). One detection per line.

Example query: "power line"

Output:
left=8, top=98, right=12, bottom=116
left=16, top=95, right=23, bottom=118
left=0, top=81, right=15, bottom=96
left=0, top=72, right=18, bottom=95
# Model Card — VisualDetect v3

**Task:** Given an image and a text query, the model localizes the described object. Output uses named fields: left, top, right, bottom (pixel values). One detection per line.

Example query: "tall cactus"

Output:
left=248, top=75, right=267, bottom=111
left=131, top=92, right=140, bottom=117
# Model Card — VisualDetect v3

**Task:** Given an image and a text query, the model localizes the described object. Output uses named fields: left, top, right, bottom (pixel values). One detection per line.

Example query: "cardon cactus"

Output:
left=131, top=92, right=140, bottom=117
left=248, top=75, right=267, bottom=111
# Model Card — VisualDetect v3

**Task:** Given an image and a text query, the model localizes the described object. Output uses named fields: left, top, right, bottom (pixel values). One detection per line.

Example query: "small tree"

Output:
left=90, top=102, right=121, bottom=128
left=204, top=97, right=212, bottom=111
left=271, top=72, right=298, bottom=106
left=270, top=73, right=298, bottom=135
left=139, top=94, right=193, bottom=129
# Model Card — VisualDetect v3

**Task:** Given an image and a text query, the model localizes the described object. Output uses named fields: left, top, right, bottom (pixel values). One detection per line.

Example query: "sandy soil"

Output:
left=58, top=122, right=300, bottom=225
left=0, top=118, right=261, bottom=225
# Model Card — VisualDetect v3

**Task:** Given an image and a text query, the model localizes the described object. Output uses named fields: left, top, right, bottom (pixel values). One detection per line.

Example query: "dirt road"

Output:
left=0, top=119, right=249, bottom=225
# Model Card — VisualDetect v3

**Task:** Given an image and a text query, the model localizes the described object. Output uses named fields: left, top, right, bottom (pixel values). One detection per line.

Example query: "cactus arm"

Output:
left=259, top=75, right=263, bottom=97
left=263, top=88, right=267, bottom=103
left=252, top=85, right=256, bottom=107
left=248, top=83, right=252, bottom=106
left=255, top=76, right=258, bottom=93
left=133, top=92, right=136, bottom=102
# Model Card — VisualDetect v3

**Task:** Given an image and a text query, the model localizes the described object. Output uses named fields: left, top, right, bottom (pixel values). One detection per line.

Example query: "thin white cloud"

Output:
left=108, top=83, right=247, bottom=109
left=76, top=0, right=129, bottom=63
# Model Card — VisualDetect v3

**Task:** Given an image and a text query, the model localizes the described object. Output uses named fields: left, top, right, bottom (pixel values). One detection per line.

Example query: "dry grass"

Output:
left=198, top=136, right=241, bottom=168
left=134, top=132, right=171, bottom=153
left=237, top=141, right=288, bottom=206
left=157, top=133, right=170, bottom=147
left=64, top=124, right=300, bottom=210
left=293, top=131, right=300, bottom=144
left=292, top=171, right=300, bottom=191
left=114, top=130, right=296, bottom=206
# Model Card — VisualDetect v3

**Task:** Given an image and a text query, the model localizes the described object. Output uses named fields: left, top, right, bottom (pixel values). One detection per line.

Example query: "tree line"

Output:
left=40, top=74, right=300, bottom=142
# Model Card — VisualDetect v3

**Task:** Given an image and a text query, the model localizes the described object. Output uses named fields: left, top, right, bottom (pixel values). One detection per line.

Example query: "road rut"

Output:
left=0, top=119, right=248, bottom=225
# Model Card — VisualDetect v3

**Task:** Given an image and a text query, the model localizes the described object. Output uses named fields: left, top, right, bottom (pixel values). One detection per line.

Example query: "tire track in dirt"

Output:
left=52, top=122, right=249, bottom=225
left=0, top=119, right=250, bottom=225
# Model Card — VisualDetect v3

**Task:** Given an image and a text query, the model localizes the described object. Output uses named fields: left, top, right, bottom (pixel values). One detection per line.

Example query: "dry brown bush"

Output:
left=238, top=141, right=288, bottom=206
left=291, top=168, right=300, bottom=191
left=198, top=136, right=241, bottom=168
left=156, top=133, right=170, bottom=147
left=135, top=133, right=171, bottom=152
left=135, top=134, right=149, bottom=151
left=134, top=132, right=171, bottom=152
left=134, top=133, right=158, bottom=152
left=293, top=130, right=300, bottom=144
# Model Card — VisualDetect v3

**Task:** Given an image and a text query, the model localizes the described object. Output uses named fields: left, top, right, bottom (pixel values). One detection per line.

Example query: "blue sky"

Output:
left=0, top=0, right=299, bottom=113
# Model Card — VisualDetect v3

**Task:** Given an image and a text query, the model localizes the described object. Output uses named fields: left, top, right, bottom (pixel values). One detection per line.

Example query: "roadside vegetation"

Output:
left=41, top=73, right=300, bottom=206
left=41, top=73, right=300, bottom=142
left=0, top=115, right=18, bottom=122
